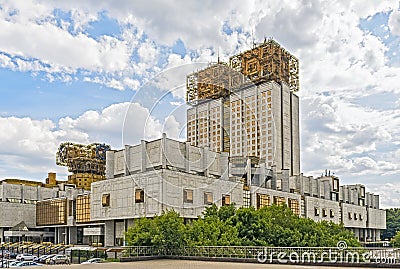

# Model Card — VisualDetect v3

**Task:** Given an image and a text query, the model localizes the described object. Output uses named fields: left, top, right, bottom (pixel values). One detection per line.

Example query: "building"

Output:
left=0, top=174, right=72, bottom=243
left=187, top=39, right=300, bottom=176
left=3, top=39, right=386, bottom=247
left=33, top=135, right=385, bottom=246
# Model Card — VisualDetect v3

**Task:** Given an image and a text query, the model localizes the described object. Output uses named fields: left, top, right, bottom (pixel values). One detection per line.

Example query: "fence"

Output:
left=122, top=245, right=400, bottom=266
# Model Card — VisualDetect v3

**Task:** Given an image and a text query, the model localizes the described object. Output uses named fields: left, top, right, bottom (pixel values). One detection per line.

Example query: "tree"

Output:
left=382, top=208, right=400, bottom=241
left=391, top=230, right=400, bottom=247
left=125, top=204, right=361, bottom=248
left=125, top=210, right=185, bottom=248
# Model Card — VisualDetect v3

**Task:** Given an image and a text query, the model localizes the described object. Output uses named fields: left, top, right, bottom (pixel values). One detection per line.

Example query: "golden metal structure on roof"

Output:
left=56, top=142, right=110, bottom=175
left=186, top=39, right=299, bottom=105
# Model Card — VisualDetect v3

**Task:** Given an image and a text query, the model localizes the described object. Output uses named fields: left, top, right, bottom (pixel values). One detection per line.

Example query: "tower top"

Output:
left=186, top=39, right=299, bottom=105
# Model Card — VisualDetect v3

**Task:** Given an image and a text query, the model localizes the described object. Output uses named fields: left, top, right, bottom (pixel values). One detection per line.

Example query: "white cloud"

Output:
left=0, top=20, right=129, bottom=72
left=301, top=95, right=400, bottom=179
left=369, top=182, right=400, bottom=208
left=388, top=10, right=400, bottom=36
left=0, top=0, right=400, bottom=204
left=0, top=102, right=176, bottom=179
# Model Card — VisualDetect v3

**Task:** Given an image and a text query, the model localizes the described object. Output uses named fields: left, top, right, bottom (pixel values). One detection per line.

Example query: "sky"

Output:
left=0, top=0, right=399, bottom=207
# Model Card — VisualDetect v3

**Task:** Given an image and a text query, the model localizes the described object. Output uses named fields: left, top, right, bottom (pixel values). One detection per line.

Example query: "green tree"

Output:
left=391, top=230, right=400, bottom=247
left=125, top=204, right=361, bottom=248
left=382, top=208, right=400, bottom=240
left=125, top=210, right=185, bottom=248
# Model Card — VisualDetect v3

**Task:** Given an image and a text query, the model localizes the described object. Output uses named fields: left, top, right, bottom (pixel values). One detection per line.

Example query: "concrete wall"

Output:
left=304, top=196, right=341, bottom=224
left=0, top=182, right=58, bottom=203
left=367, top=208, right=386, bottom=229
left=0, top=202, right=36, bottom=228
left=91, top=169, right=243, bottom=221
left=341, top=203, right=367, bottom=228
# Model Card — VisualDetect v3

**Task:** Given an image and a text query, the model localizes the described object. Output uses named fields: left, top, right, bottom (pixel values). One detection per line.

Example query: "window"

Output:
left=359, top=214, right=363, bottom=220
left=332, top=177, right=339, bottom=192
left=288, top=199, right=300, bottom=215
left=184, top=189, right=193, bottom=203
left=76, top=195, right=91, bottom=223
left=36, top=198, right=67, bottom=226
left=360, top=186, right=365, bottom=198
left=354, top=213, right=358, bottom=220
left=330, top=209, right=335, bottom=218
left=102, top=194, right=110, bottom=207
left=273, top=196, right=286, bottom=206
left=204, top=192, right=213, bottom=205
left=222, top=195, right=231, bottom=206
left=314, top=207, right=320, bottom=216
left=322, top=208, right=328, bottom=217
left=243, top=189, right=251, bottom=208
left=348, top=212, right=352, bottom=220
left=256, top=193, right=270, bottom=209
left=135, top=189, right=145, bottom=203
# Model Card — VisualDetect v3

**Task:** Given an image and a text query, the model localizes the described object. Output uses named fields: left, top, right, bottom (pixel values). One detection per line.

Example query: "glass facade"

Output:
left=273, top=196, right=286, bottom=206
left=256, top=193, right=270, bottom=209
left=76, top=195, right=91, bottom=223
left=36, top=199, right=67, bottom=226
left=288, top=198, right=300, bottom=215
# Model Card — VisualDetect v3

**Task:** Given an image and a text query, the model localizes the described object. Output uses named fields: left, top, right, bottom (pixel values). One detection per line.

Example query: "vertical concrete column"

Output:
left=20, top=184, right=24, bottom=203
left=203, top=147, right=209, bottom=177
left=161, top=133, right=167, bottom=169
left=124, top=145, right=130, bottom=176
left=271, top=166, right=277, bottom=190
left=104, top=220, right=115, bottom=247
left=68, top=226, right=78, bottom=245
left=185, top=142, right=190, bottom=173
left=141, top=140, right=147, bottom=172
left=106, top=151, right=115, bottom=179
left=0, top=228, right=4, bottom=243
left=376, top=230, right=381, bottom=241
left=246, top=158, right=251, bottom=186
left=281, top=169, right=289, bottom=193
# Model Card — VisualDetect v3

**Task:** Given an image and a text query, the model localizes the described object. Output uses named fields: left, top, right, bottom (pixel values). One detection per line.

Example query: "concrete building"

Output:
left=187, top=81, right=300, bottom=176
left=0, top=175, right=69, bottom=243
left=2, top=39, right=386, bottom=247
left=187, top=40, right=300, bottom=176
left=48, top=136, right=381, bottom=246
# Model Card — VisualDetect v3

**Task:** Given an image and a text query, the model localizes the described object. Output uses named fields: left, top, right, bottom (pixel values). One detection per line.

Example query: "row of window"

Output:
left=314, top=207, right=335, bottom=218
left=348, top=212, right=364, bottom=221
left=255, top=194, right=300, bottom=215
left=101, top=190, right=232, bottom=207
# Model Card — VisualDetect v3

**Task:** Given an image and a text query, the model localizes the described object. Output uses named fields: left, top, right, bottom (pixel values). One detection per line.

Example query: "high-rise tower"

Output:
left=186, top=39, right=300, bottom=176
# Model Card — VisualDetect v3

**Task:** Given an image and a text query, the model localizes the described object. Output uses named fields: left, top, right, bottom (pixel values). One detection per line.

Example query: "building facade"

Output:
left=32, top=136, right=383, bottom=246
left=187, top=40, right=300, bottom=176
left=0, top=175, right=69, bottom=243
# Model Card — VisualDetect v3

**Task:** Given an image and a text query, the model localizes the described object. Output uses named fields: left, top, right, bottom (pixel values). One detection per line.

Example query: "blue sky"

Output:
left=0, top=0, right=399, bottom=207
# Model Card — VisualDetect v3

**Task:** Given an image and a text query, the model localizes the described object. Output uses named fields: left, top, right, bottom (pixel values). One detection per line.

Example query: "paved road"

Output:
left=37, top=259, right=398, bottom=269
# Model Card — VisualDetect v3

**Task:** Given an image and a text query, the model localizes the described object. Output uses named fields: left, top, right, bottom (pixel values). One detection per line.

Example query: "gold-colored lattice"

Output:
left=186, top=39, right=299, bottom=105
left=56, top=142, right=110, bottom=175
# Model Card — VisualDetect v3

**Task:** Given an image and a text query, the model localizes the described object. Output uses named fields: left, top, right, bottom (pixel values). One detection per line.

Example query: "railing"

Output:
left=122, top=245, right=400, bottom=265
